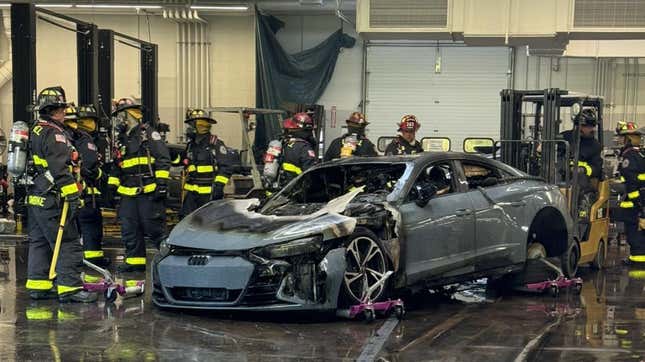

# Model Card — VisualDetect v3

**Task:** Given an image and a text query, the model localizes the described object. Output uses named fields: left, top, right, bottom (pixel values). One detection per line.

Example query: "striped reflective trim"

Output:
left=172, top=154, right=181, bottom=165
left=27, top=195, right=45, bottom=207
left=125, top=280, right=141, bottom=287
left=620, top=176, right=626, bottom=182
left=107, top=176, right=120, bottom=186
left=620, top=201, right=635, bottom=208
left=629, top=255, right=645, bottom=262
left=187, top=165, right=215, bottom=173
left=117, top=183, right=156, bottom=196
left=121, top=156, right=155, bottom=169
left=639, top=174, right=645, bottom=181
left=615, top=328, right=629, bottom=335
left=578, top=161, right=592, bottom=177
left=96, top=168, right=103, bottom=180
left=282, top=162, right=302, bottom=175
left=155, top=170, right=170, bottom=179
left=26, top=308, right=54, bottom=320
left=32, top=154, right=48, bottom=167
left=84, top=250, right=104, bottom=259
left=57, top=285, right=82, bottom=295
left=26, top=279, right=54, bottom=290
left=86, top=187, right=101, bottom=195
left=628, top=190, right=640, bottom=199
left=214, top=175, right=229, bottom=184
left=125, top=257, right=146, bottom=265
left=629, top=270, right=645, bottom=280
left=184, top=183, right=212, bottom=194
left=60, top=183, right=79, bottom=197
left=82, top=274, right=102, bottom=283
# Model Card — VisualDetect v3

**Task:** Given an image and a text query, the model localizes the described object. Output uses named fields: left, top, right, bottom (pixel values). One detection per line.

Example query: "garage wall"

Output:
left=275, top=14, right=363, bottom=147
left=0, top=11, right=255, bottom=149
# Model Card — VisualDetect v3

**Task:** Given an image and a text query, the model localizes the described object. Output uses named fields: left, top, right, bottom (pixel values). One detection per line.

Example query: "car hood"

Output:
left=167, top=188, right=362, bottom=251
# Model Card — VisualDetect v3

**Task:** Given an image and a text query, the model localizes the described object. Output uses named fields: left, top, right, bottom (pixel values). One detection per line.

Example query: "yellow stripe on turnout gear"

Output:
left=26, top=279, right=54, bottom=290
left=282, top=162, right=302, bottom=175
left=84, top=250, right=104, bottom=259
left=32, top=155, right=48, bottom=167
left=57, top=285, right=82, bottom=295
left=117, top=183, right=156, bottom=196
left=60, top=183, right=79, bottom=197
left=121, top=156, right=155, bottom=169
left=628, top=190, right=640, bottom=199
left=125, top=257, right=146, bottom=265
left=629, top=255, right=645, bottom=262
left=184, top=183, right=212, bottom=194
left=620, top=201, right=635, bottom=208
left=108, top=176, right=120, bottom=187
left=155, top=170, right=170, bottom=179
left=214, top=175, right=229, bottom=184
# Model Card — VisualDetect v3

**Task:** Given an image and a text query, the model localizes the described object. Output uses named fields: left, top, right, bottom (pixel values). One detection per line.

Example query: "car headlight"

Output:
left=255, top=235, right=322, bottom=259
left=159, top=238, right=171, bottom=257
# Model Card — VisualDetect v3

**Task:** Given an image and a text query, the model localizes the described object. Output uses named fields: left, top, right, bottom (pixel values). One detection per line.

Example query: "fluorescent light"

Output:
left=35, top=4, right=74, bottom=8
left=76, top=4, right=162, bottom=9
left=190, top=5, right=249, bottom=11
left=0, top=4, right=9, bottom=7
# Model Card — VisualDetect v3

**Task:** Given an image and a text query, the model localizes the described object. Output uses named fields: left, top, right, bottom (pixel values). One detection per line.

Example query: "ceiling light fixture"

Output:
left=190, top=5, right=249, bottom=11
left=75, top=4, right=163, bottom=9
left=35, top=4, right=74, bottom=8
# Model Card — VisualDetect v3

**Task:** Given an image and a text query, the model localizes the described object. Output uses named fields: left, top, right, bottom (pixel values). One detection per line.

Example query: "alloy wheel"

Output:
left=344, top=236, right=387, bottom=303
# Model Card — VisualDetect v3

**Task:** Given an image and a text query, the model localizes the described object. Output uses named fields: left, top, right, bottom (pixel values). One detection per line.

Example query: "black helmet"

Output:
left=184, top=108, right=216, bottom=124
left=580, top=108, right=598, bottom=127
left=36, top=86, right=67, bottom=114
left=111, top=97, right=141, bottom=116
left=77, top=104, right=99, bottom=119
left=64, top=104, right=78, bottom=121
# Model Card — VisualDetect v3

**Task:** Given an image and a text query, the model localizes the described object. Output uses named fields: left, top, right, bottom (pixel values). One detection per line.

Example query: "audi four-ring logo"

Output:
left=187, top=255, right=209, bottom=266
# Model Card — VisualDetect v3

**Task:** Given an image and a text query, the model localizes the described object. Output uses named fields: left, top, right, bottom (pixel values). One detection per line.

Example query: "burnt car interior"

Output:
left=261, top=163, right=408, bottom=216
left=409, top=163, right=454, bottom=203
left=461, top=162, right=511, bottom=189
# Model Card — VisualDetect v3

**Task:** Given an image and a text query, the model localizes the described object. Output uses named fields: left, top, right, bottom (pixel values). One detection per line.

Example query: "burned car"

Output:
left=152, top=153, right=578, bottom=311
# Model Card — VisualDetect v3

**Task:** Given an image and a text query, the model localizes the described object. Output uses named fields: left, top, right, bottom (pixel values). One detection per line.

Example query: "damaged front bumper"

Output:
left=152, top=248, right=346, bottom=311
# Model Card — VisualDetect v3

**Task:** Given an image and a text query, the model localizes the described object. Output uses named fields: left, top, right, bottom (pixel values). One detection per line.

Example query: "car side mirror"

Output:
left=414, top=183, right=437, bottom=207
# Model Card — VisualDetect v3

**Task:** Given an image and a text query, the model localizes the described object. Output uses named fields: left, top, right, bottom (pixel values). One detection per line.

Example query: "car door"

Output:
left=457, top=159, right=526, bottom=271
left=399, top=160, right=477, bottom=285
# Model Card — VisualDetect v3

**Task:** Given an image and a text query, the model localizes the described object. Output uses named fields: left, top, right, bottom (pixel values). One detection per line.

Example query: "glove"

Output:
left=154, top=183, right=168, bottom=202
left=66, top=195, right=81, bottom=221
left=104, top=185, right=118, bottom=209
left=640, top=218, right=645, bottom=231
left=211, top=182, right=225, bottom=201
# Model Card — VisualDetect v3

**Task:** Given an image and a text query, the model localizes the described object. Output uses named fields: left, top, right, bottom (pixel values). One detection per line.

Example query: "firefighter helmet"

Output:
left=77, top=104, right=99, bottom=119
left=346, top=112, right=368, bottom=127
left=111, top=97, right=141, bottom=116
left=64, top=104, right=78, bottom=121
left=616, top=121, right=642, bottom=135
left=184, top=108, right=216, bottom=124
left=580, top=108, right=598, bottom=127
left=36, top=86, right=67, bottom=114
left=398, top=114, right=421, bottom=132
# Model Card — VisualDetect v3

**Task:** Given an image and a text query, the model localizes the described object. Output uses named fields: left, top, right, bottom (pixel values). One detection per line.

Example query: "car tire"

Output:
left=340, top=227, right=391, bottom=307
left=561, top=240, right=580, bottom=278
left=591, top=240, right=605, bottom=270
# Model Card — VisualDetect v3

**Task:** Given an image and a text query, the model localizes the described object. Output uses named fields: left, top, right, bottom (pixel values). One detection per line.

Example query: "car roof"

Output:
left=317, top=152, right=520, bottom=173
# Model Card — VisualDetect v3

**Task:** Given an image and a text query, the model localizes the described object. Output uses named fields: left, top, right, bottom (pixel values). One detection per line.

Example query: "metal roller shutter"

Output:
left=366, top=45, right=511, bottom=152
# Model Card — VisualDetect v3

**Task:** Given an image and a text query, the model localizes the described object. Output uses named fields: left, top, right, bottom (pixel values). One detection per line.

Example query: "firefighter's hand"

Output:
left=640, top=218, right=645, bottom=231
left=211, top=183, right=225, bottom=201
left=66, top=195, right=81, bottom=220
left=154, top=183, right=168, bottom=202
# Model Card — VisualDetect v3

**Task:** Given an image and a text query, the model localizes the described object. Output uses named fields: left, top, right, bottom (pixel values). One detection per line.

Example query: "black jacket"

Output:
left=618, top=146, right=645, bottom=213
left=184, top=134, right=234, bottom=188
left=108, top=123, right=171, bottom=195
left=66, top=128, right=102, bottom=194
left=29, top=119, right=80, bottom=202
left=561, top=130, right=603, bottom=178
left=384, top=136, right=424, bottom=156
left=324, top=133, right=377, bottom=161
left=280, top=137, right=317, bottom=186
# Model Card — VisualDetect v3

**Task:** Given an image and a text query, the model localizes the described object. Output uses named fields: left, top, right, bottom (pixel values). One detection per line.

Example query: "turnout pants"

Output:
left=119, top=193, right=166, bottom=266
left=26, top=204, right=83, bottom=294
left=77, top=203, right=104, bottom=261
left=179, top=191, right=210, bottom=219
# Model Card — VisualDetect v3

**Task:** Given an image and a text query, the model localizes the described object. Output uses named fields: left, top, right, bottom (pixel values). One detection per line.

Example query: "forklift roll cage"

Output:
left=498, top=88, right=605, bottom=223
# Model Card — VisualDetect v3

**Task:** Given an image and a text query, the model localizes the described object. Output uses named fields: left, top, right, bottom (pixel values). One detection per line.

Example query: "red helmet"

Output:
left=346, top=112, right=368, bottom=127
left=283, top=112, right=314, bottom=130
left=398, top=114, right=420, bottom=132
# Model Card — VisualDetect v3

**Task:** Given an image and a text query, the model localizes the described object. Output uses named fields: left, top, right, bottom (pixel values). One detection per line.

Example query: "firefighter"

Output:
left=179, top=108, right=234, bottom=218
left=615, top=121, right=645, bottom=264
left=324, top=112, right=377, bottom=161
left=63, top=105, right=109, bottom=267
left=26, top=86, right=97, bottom=303
left=107, top=98, right=171, bottom=272
left=263, top=113, right=317, bottom=193
left=385, top=114, right=424, bottom=155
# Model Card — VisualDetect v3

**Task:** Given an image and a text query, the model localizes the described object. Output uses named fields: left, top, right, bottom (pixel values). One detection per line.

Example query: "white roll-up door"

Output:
left=366, top=45, right=511, bottom=152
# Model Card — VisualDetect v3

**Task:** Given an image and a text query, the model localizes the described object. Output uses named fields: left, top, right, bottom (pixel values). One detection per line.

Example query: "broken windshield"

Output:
left=260, top=163, right=409, bottom=215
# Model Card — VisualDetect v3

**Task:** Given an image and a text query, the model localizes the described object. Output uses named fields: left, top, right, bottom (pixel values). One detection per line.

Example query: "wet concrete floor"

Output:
left=0, top=238, right=643, bottom=361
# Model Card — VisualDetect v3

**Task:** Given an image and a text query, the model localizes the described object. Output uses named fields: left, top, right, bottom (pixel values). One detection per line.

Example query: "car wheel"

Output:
left=341, top=227, right=390, bottom=306
left=591, top=240, right=605, bottom=270
left=561, top=240, right=580, bottom=278
left=512, top=242, right=556, bottom=286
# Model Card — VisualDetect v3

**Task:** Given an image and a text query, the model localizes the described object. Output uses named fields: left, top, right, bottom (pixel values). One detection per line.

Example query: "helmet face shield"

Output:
left=195, top=119, right=212, bottom=134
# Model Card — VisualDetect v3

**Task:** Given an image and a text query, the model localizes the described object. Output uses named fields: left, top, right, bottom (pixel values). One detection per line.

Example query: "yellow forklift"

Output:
left=498, top=89, right=609, bottom=269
